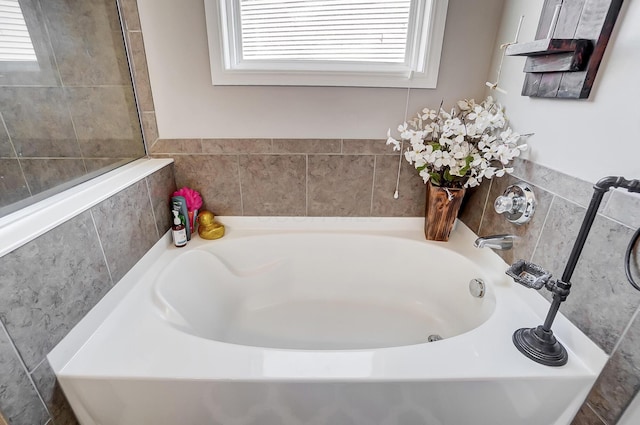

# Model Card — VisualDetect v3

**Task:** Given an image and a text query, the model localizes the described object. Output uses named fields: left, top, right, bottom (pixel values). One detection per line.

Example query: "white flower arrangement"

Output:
left=386, top=97, right=527, bottom=189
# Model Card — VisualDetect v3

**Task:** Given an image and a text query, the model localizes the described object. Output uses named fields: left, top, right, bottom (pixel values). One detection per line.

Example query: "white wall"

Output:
left=137, top=0, right=505, bottom=139
left=486, top=0, right=640, bottom=183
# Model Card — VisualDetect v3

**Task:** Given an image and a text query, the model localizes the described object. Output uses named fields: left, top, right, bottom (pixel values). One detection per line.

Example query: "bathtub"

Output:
left=49, top=217, right=607, bottom=425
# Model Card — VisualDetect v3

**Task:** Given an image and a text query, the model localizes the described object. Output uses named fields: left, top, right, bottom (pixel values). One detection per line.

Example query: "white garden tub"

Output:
left=49, top=217, right=607, bottom=425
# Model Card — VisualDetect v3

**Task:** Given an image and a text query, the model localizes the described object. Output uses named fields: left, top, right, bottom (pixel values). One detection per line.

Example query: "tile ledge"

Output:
left=0, top=158, right=173, bottom=258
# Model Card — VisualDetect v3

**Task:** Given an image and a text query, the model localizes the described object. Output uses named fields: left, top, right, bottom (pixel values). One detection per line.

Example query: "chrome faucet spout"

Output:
left=474, top=234, right=518, bottom=250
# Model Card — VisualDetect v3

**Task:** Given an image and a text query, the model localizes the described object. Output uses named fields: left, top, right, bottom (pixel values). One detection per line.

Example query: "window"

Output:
left=0, top=0, right=38, bottom=71
left=204, top=0, right=449, bottom=88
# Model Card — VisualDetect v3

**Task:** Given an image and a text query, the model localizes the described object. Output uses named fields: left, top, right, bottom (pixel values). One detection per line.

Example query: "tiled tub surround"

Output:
left=0, top=0, right=145, bottom=215
left=150, top=138, right=427, bottom=217
left=0, top=163, right=176, bottom=425
left=461, top=157, right=640, bottom=425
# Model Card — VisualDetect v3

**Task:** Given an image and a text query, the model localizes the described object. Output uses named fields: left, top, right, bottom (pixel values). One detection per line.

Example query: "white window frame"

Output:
left=203, top=0, right=449, bottom=88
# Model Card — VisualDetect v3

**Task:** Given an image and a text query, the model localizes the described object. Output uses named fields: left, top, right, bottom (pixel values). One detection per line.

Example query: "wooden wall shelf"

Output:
left=505, top=38, right=591, bottom=57
left=514, top=0, right=624, bottom=99
left=506, top=38, right=593, bottom=73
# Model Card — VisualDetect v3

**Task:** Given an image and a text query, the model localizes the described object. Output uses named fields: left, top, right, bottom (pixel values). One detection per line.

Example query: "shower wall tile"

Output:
left=458, top=179, right=492, bottom=234
left=141, top=112, right=159, bottom=147
left=342, top=139, right=397, bottom=155
left=0, top=88, right=78, bottom=158
left=478, top=174, right=554, bottom=265
left=126, top=31, right=154, bottom=113
left=66, top=86, right=144, bottom=158
left=0, top=125, right=14, bottom=158
left=272, top=139, right=341, bottom=154
left=0, top=211, right=111, bottom=370
left=532, top=196, right=586, bottom=303
left=20, top=159, right=86, bottom=195
left=120, top=0, right=141, bottom=31
left=170, top=155, right=242, bottom=216
left=239, top=155, right=306, bottom=216
left=84, top=158, right=133, bottom=174
left=146, top=163, right=178, bottom=236
left=150, top=139, right=202, bottom=154
left=512, top=158, right=603, bottom=209
left=91, top=179, right=159, bottom=283
left=587, top=308, right=640, bottom=424
left=202, top=139, right=272, bottom=154
left=372, top=155, right=426, bottom=217
left=0, top=325, right=50, bottom=425
left=603, top=190, right=640, bottom=230
left=40, top=0, right=130, bottom=86
left=31, top=360, right=78, bottom=425
left=0, top=160, right=30, bottom=209
left=308, top=155, right=374, bottom=216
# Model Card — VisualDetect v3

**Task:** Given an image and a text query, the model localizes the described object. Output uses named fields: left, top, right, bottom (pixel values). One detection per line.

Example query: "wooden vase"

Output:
left=424, top=182, right=466, bottom=241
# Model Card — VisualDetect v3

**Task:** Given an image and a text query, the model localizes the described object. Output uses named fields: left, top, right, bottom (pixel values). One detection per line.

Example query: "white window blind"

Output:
left=205, top=0, right=449, bottom=88
left=0, top=0, right=37, bottom=62
left=239, top=0, right=411, bottom=63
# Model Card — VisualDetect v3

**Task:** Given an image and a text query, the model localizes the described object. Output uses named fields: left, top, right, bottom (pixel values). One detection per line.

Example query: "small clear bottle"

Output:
left=171, top=210, right=187, bottom=247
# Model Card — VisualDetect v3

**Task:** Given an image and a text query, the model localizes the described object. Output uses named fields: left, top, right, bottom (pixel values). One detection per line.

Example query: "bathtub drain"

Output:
left=427, top=334, right=443, bottom=342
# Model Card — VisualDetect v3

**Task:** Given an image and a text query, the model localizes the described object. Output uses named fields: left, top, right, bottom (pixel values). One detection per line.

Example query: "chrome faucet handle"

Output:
left=494, top=182, right=536, bottom=225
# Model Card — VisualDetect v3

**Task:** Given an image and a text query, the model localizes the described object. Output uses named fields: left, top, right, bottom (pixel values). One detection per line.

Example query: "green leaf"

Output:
left=416, top=164, right=427, bottom=172
left=444, top=169, right=454, bottom=182
left=430, top=142, right=442, bottom=151
left=465, top=155, right=473, bottom=166
left=429, top=172, right=441, bottom=185
left=459, top=165, right=470, bottom=175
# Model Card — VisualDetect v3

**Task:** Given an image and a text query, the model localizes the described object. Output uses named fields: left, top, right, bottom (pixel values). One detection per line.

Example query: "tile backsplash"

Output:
left=463, top=157, right=640, bottom=425
left=0, top=163, right=176, bottom=425
left=150, top=138, right=426, bottom=218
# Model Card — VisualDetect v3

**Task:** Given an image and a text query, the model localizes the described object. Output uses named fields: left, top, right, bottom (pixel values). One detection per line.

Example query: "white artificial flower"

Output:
left=385, top=97, right=527, bottom=188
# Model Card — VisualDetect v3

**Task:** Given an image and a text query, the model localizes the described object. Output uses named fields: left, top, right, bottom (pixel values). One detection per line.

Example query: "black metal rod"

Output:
left=559, top=175, right=640, bottom=284
left=560, top=189, right=606, bottom=283
left=542, top=296, right=562, bottom=331
left=541, top=176, right=640, bottom=331
left=515, top=176, right=640, bottom=365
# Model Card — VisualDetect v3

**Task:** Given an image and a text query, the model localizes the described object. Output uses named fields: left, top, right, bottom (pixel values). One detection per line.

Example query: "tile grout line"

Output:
left=0, top=112, right=32, bottom=196
left=609, top=300, right=640, bottom=360
left=89, top=210, right=114, bottom=286
left=236, top=155, right=244, bottom=216
left=476, top=179, right=493, bottom=235
left=116, top=0, right=151, bottom=158
left=0, top=319, right=52, bottom=418
left=144, top=176, right=160, bottom=240
left=305, top=154, right=309, bottom=216
left=530, top=194, right=556, bottom=263
left=370, top=155, right=377, bottom=215
left=585, top=402, right=610, bottom=425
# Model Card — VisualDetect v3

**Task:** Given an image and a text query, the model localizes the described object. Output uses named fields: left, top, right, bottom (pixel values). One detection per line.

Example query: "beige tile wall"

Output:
left=149, top=138, right=426, bottom=217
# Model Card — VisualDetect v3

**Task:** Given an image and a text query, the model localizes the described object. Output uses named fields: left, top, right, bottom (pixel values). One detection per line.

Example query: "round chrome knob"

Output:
left=493, top=182, right=536, bottom=225
left=494, top=195, right=515, bottom=214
